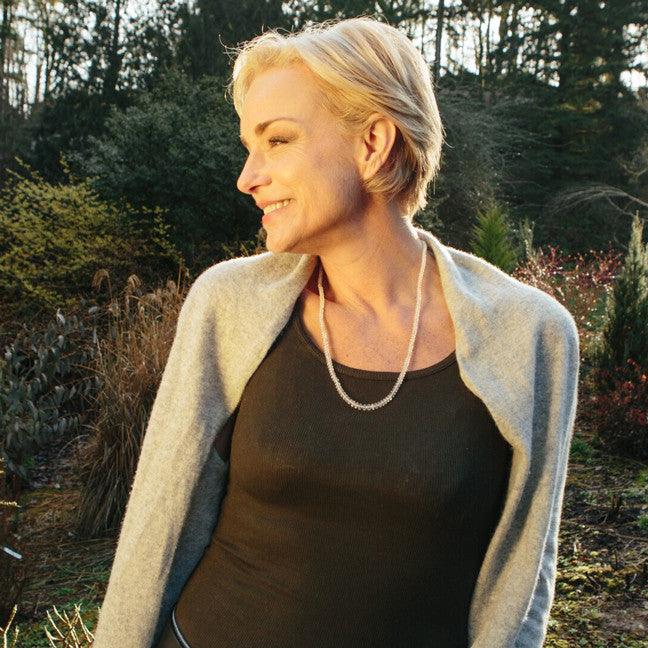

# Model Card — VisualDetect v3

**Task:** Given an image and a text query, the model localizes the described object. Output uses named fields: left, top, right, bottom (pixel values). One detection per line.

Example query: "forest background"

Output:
left=0, top=1, right=648, bottom=646
left=0, top=0, right=647, bottom=308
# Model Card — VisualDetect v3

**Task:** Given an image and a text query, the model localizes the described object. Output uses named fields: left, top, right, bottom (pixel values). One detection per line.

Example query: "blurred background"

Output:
left=0, top=2, right=647, bottom=646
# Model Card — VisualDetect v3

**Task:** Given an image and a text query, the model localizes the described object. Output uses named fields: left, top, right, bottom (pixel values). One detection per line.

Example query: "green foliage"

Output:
left=0, top=307, right=101, bottom=484
left=635, top=467, right=648, bottom=487
left=72, top=66, right=256, bottom=270
left=582, top=214, right=648, bottom=459
left=0, top=157, right=182, bottom=324
left=570, top=435, right=595, bottom=463
left=592, top=213, right=648, bottom=376
left=178, top=0, right=292, bottom=79
left=468, top=201, right=520, bottom=274
left=24, top=89, right=128, bottom=185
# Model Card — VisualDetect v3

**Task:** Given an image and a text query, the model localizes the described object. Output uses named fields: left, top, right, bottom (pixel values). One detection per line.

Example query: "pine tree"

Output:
left=595, top=212, right=648, bottom=375
left=468, top=202, right=519, bottom=274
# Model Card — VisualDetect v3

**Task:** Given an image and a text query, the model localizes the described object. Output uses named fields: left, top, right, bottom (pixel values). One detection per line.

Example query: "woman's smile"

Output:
left=262, top=198, right=294, bottom=225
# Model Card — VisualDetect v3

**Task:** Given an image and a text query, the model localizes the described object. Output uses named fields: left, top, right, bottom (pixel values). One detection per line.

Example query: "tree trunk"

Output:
left=0, top=0, right=14, bottom=119
left=103, top=0, right=123, bottom=101
left=494, top=0, right=510, bottom=77
left=505, top=0, right=521, bottom=75
left=434, top=0, right=445, bottom=83
left=477, top=0, right=484, bottom=77
left=485, top=0, right=492, bottom=77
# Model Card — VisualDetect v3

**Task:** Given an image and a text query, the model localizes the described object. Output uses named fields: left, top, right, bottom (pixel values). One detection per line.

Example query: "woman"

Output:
left=92, top=16, right=580, bottom=648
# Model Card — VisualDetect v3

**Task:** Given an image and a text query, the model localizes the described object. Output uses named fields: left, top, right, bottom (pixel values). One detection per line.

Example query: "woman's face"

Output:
left=237, top=64, right=366, bottom=255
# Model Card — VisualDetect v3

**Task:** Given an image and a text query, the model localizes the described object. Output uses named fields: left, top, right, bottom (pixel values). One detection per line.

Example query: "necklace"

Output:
left=316, top=239, right=428, bottom=411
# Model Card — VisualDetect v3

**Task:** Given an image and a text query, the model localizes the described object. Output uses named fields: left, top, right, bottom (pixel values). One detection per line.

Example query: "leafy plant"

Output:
left=513, top=243, right=623, bottom=372
left=0, top=157, right=182, bottom=325
left=71, top=67, right=253, bottom=270
left=590, top=212, right=648, bottom=382
left=468, top=201, right=520, bottom=273
left=570, top=435, right=596, bottom=462
left=0, top=308, right=100, bottom=485
left=582, top=357, right=648, bottom=460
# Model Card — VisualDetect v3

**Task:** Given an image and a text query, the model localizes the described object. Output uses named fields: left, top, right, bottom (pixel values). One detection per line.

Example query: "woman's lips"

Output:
left=262, top=200, right=293, bottom=225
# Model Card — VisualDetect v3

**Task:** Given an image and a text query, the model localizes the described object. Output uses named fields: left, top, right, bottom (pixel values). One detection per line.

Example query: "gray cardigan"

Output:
left=92, top=227, right=580, bottom=647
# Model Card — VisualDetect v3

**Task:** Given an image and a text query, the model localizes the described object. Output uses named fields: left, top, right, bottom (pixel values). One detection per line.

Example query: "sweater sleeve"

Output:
left=92, top=271, right=228, bottom=648
left=513, top=311, right=580, bottom=647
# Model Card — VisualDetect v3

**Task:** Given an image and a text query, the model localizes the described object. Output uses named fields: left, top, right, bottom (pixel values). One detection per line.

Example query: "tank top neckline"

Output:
left=291, top=300, right=457, bottom=381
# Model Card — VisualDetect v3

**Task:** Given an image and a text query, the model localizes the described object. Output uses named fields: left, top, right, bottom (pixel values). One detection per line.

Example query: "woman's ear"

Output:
left=356, top=113, right=398, bottom=182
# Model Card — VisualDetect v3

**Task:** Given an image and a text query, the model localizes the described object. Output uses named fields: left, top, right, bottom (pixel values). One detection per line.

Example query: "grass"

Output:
left=2, top=483, right=113, bottom=646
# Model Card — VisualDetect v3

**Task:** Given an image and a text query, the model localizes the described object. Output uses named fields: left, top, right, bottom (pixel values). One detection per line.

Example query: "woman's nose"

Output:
left=237, top=153, right=267, bottom=195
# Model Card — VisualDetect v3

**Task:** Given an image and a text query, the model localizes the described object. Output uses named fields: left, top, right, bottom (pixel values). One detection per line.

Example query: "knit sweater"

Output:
left=91, top=226, right=580, bottom=648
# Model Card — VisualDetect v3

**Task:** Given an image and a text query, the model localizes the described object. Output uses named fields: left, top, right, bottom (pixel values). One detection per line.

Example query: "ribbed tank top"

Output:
left=172, top=298, right=512, bottom=648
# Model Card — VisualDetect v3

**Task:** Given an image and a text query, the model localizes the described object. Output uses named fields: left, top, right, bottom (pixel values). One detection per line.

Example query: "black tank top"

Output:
left=173, top=299, right=512, bottom=647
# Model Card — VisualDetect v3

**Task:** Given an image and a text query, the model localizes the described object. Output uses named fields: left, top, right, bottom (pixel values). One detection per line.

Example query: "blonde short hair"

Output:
left=226, top=15, right=445, bottom=222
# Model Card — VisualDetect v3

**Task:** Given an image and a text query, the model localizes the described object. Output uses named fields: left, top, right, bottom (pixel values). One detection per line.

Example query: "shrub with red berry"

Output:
left=583, top=358, right=648, bottom=460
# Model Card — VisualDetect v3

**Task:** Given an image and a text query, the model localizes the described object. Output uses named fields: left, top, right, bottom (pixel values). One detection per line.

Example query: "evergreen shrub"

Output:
left=0, top=157, right=182, bottom=326
left=468, top=201, right=520, bottom=274
left=73, top=67, right=252, bottom=270
left=585, top=212, right=648, bottom=459
left=591, top=212, right=648, bottom=381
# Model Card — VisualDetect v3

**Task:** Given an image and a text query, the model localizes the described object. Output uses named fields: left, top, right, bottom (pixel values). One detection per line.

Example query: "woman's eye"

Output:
left=268, top=138, right=287, bottom=147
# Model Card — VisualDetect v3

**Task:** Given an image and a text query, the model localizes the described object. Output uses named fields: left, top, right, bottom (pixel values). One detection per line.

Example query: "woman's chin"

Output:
left=263, top=232, right=290, bottom=254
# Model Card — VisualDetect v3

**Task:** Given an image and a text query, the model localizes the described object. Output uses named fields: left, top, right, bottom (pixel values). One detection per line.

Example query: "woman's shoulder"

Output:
left=443, top=244, right=577, bottom=340
left=174, top=250, right=312, bottom=332
left=188, top=250, right=306, bottom=297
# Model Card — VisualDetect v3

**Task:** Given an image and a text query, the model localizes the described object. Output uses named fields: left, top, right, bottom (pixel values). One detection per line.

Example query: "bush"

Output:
left=582, top=358, right=648, bottom=460
left=468, top=201, right=520, bottom=274
left=432, top=82, right=525, bottom=246
left=0, top=157, right=183, bottom=327
left=0, top=307, right=99, bottom=485
left=591, top=212, right=648, bottom=383
left=581, top=212, right=648, bottom=459
left=71, top=66, right=256, bottom=270
left=513, top=243, right=623, bottom=370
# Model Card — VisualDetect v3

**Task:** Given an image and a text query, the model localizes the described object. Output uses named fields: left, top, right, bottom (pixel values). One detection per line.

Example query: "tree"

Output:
left=71, top=67, right=256, bottom=270
left=177, top=0, right=292, bottom=80
left=468, top=200, right=519, bottom=273
left=594, top=212, right=648, bottom=380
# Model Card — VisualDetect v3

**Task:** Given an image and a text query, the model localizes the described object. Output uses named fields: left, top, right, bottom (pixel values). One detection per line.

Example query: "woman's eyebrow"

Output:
left=240, top=117, right=301, bottom=147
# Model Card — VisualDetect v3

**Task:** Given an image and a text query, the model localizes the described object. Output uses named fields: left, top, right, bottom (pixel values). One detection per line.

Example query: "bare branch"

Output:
left=544, top=184, right=648, bottom=221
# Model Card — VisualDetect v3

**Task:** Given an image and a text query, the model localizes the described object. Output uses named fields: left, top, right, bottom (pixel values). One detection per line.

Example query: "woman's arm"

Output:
left=214, top=403, right=239, bottom=462
left=513, top=312, right=580, bottom=647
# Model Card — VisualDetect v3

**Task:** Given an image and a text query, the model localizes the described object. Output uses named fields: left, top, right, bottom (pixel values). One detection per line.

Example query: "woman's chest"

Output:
left=297, top=288, right=456, bottom=372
